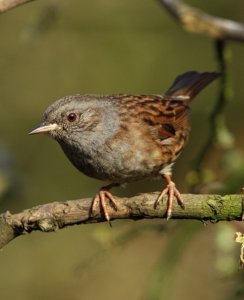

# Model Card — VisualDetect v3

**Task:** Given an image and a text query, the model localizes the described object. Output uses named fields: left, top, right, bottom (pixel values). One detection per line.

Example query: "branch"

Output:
left=0, top=192, right=243, bottom=249
left=0, top=0, right=35, bottom=14
left=158, top=0, right=244, bottom=42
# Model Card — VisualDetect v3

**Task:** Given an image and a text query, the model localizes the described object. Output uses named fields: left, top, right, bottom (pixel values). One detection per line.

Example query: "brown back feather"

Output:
left=116, top=71, right=220, bottom=140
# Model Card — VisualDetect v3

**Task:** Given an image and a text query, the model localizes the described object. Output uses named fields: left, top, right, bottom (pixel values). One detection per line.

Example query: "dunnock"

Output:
left=30, top=71, right=220, bottom=220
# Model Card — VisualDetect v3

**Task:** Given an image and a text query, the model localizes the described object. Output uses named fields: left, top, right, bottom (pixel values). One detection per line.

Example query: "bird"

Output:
left=29, top=71, right=220, bottom=221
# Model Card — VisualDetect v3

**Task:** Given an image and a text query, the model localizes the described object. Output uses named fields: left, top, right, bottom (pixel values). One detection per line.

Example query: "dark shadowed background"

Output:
left=0, top=0, right=244, bottom=299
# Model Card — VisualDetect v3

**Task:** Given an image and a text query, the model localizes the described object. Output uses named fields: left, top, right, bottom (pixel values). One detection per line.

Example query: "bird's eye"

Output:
left=67, top=113, right=77, bottom=122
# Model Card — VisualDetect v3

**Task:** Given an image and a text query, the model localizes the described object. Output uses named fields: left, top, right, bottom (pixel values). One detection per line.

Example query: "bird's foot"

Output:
left=91, top=186, right=118, bottom=225
left=154, top=181, right=184, bottom=220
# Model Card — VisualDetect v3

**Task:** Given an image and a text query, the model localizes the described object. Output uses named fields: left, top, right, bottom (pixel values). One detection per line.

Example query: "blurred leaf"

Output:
left=215, top=223, right=237, bottom=276
left=234, top=232, right=244, bottom=267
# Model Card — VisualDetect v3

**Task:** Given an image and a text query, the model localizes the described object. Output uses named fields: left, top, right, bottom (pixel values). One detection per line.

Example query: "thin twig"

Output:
left=0, top=0, right=35, bottom=13
left=193, top=40, right=233, bottom=174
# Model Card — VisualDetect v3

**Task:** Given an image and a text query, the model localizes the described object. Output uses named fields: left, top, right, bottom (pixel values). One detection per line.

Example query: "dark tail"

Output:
left=165, top=71, right=221, bottom=103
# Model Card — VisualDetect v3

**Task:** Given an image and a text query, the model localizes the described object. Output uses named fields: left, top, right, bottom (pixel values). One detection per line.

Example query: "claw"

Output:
left=154, top=175, right=184, bottom=219
left=91, top=184, right=118, bottom=223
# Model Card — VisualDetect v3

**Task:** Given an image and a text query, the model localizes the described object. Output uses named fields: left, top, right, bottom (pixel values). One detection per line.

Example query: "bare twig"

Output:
left=193, top=40, right=234, bottom=177
left=0, top=0, right=36, bottom=13
left=0, top=192, right=242, bottom=249
left=158, top=0, right=244, bottom=42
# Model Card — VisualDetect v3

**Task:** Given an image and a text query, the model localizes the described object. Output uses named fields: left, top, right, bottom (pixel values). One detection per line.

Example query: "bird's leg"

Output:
left=91, top=183, right=119, bottom=223
left=154, top=174, right=184, bottom=220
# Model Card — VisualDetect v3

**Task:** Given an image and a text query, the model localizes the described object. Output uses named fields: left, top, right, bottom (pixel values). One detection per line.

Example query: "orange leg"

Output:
left=154, top=174, right=184, bottom=220
left=91, top=183, right=119, bottom=223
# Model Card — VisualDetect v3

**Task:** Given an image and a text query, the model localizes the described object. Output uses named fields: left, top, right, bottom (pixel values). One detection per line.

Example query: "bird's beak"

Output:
left=29, top=123, right=59, bottom=135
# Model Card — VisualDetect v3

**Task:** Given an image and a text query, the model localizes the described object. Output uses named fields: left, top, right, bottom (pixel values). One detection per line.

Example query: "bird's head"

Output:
left=29, top=94, right=120, bottom=149
left=30, top=95, right=109, bottom=141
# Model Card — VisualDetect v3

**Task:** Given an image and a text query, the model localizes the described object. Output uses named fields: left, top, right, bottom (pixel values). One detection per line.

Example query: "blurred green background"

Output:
left=0, top=0, right=244, bottom=299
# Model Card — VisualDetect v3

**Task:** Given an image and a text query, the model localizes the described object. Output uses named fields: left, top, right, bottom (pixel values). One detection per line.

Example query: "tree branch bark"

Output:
left=158, top=0, right=244, bottom=42
left=0, top=192, right=243, bottom=249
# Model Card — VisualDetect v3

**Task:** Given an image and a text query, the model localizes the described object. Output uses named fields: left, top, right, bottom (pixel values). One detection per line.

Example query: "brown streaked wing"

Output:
left=115, top=94, right=191, bottom=140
